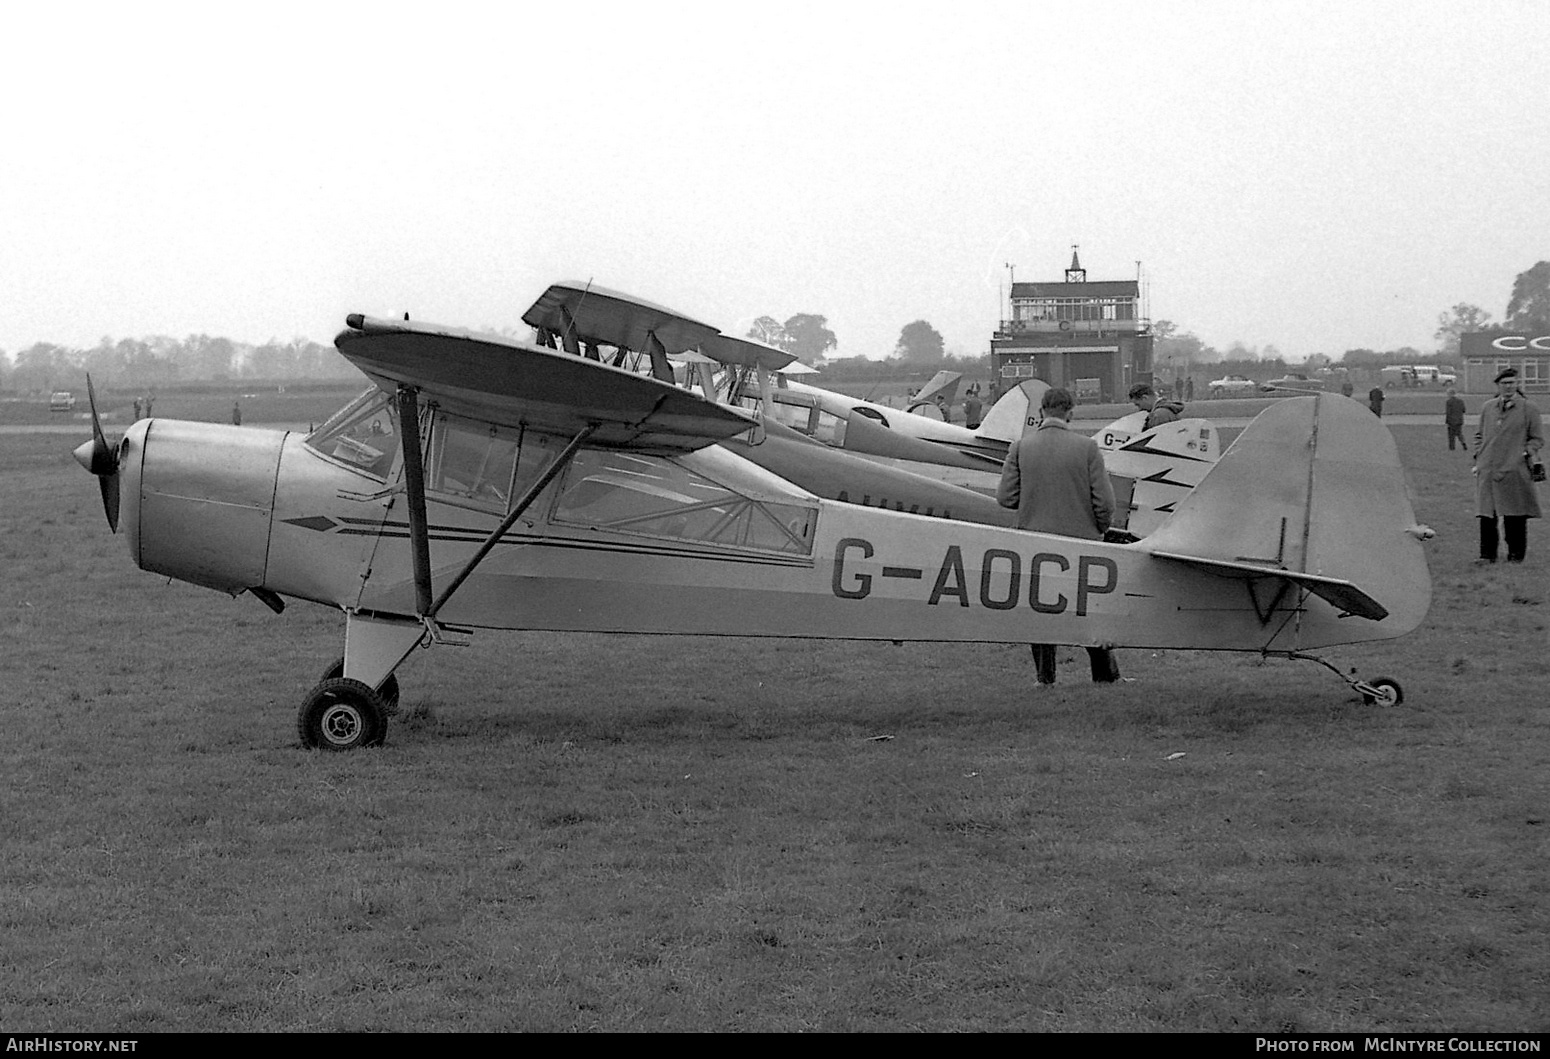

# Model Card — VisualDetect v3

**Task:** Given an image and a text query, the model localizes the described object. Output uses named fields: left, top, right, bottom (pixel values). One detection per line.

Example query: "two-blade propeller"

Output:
left=71, top=375, right=121, bottom=532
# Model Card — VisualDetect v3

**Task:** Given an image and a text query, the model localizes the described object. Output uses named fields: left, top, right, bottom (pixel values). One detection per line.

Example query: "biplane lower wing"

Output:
left=335, top=315, right=755, bottom=452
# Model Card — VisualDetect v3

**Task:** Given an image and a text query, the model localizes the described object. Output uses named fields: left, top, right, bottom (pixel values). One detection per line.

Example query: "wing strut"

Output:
left=395, top=384, right=435, bottom=617
left=394, top=382, right=599, bottom=631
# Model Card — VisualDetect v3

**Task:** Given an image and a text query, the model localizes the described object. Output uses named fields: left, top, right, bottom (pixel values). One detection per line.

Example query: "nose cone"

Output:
left=73, top=439, right=96, bottom=472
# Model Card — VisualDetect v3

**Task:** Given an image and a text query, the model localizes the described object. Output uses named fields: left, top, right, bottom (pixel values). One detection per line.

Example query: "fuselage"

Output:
left=112, top=391, right=1425, bottom=655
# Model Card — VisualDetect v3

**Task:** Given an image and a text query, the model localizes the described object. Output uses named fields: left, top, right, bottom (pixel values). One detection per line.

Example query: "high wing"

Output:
left=334, top=314, right=754, bottom=453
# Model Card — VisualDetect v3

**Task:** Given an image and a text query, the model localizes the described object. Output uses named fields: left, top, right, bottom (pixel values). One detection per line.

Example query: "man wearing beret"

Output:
left=1473, top=367, right=1545, bottom=564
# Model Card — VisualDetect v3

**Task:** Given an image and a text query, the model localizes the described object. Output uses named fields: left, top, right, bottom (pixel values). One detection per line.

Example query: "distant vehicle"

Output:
left=1208, top=374, right=1256, bottom=397
left=50, top=392, right=76, bottom=412
left=1410, top=366, right=1457, bottom=387
left=1381, top=365, right=1454, bottom=389
left=1261, top=374, right=1324, bottom=393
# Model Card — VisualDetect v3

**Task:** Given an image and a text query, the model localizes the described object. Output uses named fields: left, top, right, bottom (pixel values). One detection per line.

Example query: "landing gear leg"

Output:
left=298, top=612, right=426, bottom=749
left=1287, top=651, right=1404, bottom=707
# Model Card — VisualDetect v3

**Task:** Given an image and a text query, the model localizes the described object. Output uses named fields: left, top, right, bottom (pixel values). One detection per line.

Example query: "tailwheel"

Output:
left=1358, top=677, right=1403, bottom=708
left=1285, top=652, right=1407, bottom=708
left=298, top=678, right=388, bottom=751
left=320, top=657, right=401, bottom=715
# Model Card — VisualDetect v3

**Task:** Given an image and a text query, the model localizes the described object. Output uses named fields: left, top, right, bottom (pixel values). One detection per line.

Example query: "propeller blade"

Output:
left=75, top=374, right=122, bottom=533
left=84, top=375, right=118, bottom=476
left=100, top=471, right=121, bottom=534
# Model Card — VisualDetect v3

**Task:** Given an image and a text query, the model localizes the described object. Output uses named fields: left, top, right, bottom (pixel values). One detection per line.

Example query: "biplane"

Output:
left=521, top=276, right=1223, bottom=543
left=75, top=285, right=1433, bottom=750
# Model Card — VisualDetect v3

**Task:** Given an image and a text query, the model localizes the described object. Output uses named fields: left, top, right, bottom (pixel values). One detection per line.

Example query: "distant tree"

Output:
left=782, top=314, right=837, bottom=363
left=1340, top=348, right=1383, bottom=369
left=10, top=342, right=75, bottom=393
left=746, top=315, right=786, bottom=349
left=186, top=333, right=236, bottom=379
left=245, top=339, right=297, bottom=379
left=1434, top=303, right=1495, bottom=355
left=894, top=320, right=944, bottom=362
left=1151, top=319, right=1179, bottom=341
left=1505, top=261, right=1550, bottom=332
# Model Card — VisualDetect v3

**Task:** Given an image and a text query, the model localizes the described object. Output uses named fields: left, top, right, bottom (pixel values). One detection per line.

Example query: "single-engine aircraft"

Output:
left=74, top=295, right=1434, bottom=752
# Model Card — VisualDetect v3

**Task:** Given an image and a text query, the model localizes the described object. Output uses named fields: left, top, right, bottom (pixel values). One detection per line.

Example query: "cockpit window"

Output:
left=552, top=449, right=814, bottom=554
left=304, top=389, right=403, bottom=479
left=424, top=411, right=521, bottom=508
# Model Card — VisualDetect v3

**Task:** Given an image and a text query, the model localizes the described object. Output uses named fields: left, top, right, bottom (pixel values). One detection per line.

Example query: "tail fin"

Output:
left=1142, top=394, right=1431, bottom=633
left=975, top=379, right=1050, bottom=442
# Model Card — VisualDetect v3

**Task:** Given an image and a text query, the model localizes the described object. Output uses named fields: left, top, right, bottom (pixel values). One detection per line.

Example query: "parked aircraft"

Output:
left=75, top=298, right=1432, bottom=751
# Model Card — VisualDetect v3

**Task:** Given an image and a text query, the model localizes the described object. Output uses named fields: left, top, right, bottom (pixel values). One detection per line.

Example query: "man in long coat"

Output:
left=1473, top=368, right=1545, bottom=563
left=997, top=387, right=1119, bottom=684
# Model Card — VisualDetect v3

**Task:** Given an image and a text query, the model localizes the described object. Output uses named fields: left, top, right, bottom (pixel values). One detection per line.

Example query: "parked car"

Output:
left=1260, top=374, right=1324, bottom=393
left=49, top=391, right=76, bottom=412
left=1411, top=366, right=1457, bottom=387
left=1208, top=374, right=1257, bottom=397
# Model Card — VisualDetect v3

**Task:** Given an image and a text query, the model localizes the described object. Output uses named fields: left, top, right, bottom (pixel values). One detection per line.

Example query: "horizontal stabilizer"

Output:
left=1150, top=551, right=1388, bottom=621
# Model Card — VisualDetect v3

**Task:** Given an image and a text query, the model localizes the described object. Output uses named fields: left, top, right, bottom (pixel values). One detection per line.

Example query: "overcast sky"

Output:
left=4, top=1, right=1546, bottom=364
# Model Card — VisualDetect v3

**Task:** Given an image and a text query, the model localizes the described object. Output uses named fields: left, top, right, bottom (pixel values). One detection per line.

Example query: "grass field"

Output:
left=1, top=420, right=1546, bottom=1031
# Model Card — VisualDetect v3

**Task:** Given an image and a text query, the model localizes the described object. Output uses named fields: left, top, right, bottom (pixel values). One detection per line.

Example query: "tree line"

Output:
left=9, top=263, right=1545, bottom=393
left=0, top=334, right=358, bottom=394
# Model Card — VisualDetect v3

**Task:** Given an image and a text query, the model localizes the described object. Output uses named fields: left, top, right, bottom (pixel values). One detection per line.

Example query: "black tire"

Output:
left=298, top=678, right=387, bottom=750
left=1363, top=677, right=1403, bottom=707
left=320, top=656, right=401, bottom=715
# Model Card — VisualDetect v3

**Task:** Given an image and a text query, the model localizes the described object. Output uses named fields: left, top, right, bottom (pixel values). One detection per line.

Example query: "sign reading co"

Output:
left=1492, top=335, right=1550, bottom=351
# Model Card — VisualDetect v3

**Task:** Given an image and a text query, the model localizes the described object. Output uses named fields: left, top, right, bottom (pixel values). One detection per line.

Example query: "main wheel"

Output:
left=320, top=657, right=401, bottom=715
left=1362, top=677, right=1403, bottom=707
left=298, top=677, right=388, bottom=750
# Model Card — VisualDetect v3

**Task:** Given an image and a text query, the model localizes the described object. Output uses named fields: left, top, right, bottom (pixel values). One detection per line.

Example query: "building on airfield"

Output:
left=1459, top=331, right=1550, bottom=394
left=991, top=248, right=1155, bottom=404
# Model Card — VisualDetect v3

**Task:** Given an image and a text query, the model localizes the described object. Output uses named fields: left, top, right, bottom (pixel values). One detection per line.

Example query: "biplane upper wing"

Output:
left=697, top=332, right=797, bottom=372
left=334, top=314, right=755, bottom=452
left=521, top=281, right=720, bottom=354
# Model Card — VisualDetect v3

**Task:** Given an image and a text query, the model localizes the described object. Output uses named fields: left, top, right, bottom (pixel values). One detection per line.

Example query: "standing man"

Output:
left=1444, top=387, right=1467, bottom=452
left=1368, top=385, right=1385, bottom=417
left=1473, top=368, right=1544, bottom=564
left=963, top=391, right=983, bottom=430
left=1128, top=383, right=1183, bottom=430
left=232, top=400, right=242, bottom=426
left=997, top=387, right=1119, bottom=685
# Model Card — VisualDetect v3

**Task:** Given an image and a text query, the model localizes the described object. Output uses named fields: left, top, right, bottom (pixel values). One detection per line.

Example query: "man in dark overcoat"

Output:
left=1444, top=388, right=1467, bottom=452
left=997, top=387, right=1119, bottom=684
left=1473, top=368, right=1545, bottom=563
